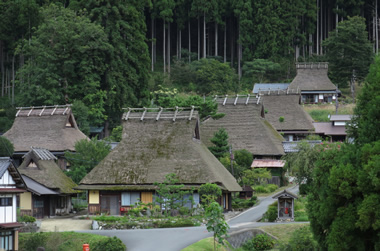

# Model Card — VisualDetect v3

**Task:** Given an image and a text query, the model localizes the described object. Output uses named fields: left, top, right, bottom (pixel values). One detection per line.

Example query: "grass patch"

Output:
left=257, top=223, right=310, bottom=243
left=303, top=103, right=355, bottom=122
left=182, top=237, right=229, bottom=251
left=19, top=232, right=112, bottom=251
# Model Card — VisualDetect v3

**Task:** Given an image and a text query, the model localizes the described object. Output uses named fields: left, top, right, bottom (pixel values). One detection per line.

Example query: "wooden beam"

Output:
left=156, top=107, right=163, bottom=121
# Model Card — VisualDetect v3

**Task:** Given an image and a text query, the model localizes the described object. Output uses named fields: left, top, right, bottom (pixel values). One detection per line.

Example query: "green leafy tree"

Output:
left=71, top=100, right=90, bottom=136
left=17, top=4, right=109, bottom=125
left=78, top=0, right=151, bottom=129
left=242, top=168, right=272, bottom=186
left=348, top=55, right=380, bottom=145
left=307, top=142, right=380, bottom=250
left=219, top=149, right=253, bottom=184
left=323, top=16, right=373, bottom=88
left=243, top=59, right=281, bottom=83
left=283, top=141, right=322, bottom=193
left=154, top=173, right=188, bottom=215
left=208, top=128, right=229, bottom=159
left=65, top=138, right=111, bottom=183
left=0, top=136, right=14, bottom=157
left=205, top=202, right=229, bottom=251
left=191, top=59, right=239, bottom=95
left=199, top=183, right=222, bottom=205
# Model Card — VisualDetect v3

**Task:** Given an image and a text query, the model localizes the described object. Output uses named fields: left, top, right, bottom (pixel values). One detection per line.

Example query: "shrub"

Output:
left=242, top=234, right=275, bottom=251
left=279, top=116, right=285, bottom=122
left=280, top=226, right=317, bottom=251
left=179, top=206, right=190, bottom=216
left=21, top=233, right=47, bottom=251
left=157, top=218, right=195, bottom=228
left=299, top=184, right=309, bottom=195
left=232, top=197, right=257, bottom=209
left=19, top=215, right=36, bottom=223
left=254, top=185, right=268, bottom=193
left=92, top=236, right=126, bottom=251
left=294, top=211, right=309, bottom=222
left=262, top=201, right=278, bottom=222
left=199, top=183, right=222, bottom=205
left=266, top=184, right=278, bottom=192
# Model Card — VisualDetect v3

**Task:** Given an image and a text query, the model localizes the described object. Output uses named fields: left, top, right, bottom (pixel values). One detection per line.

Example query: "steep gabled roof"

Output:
left=201, top=96, right=284, bottom=156
left=288, top=63, right=337, bottom=92
left=262, top=94, right=314, bottom=131
left=18, top=148, right=77, bottom=194
left=3, top=105, right=88, bottom=152
left=0, top=157, right=26, bottom=189
left=79, top=108, right=241, bottom=192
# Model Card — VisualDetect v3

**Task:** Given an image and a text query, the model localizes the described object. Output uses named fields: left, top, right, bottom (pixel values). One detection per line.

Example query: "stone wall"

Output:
left=226, top=228, right=277, bottom=249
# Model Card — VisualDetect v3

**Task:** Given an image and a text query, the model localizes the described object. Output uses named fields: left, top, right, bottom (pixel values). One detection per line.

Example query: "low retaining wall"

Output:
left=226, top=228, right=278, bottom=249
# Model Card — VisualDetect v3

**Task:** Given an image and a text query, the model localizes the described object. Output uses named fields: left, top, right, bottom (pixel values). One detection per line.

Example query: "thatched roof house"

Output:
left=262, top=94, right=314, bottom=141
left=3, top=105, right=88, bottom=169
left=18, top=147, right=77, bottom=218
left=4, top=105, right=88, bottom=153
left=78, top=107, right=241, bottom=214
left=288, top=63, right=338, bottom=103
left=200, top=95, right=284, bottom=158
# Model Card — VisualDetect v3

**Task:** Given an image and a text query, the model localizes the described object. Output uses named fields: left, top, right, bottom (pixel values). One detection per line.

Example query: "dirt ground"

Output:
left=39, top=218, right=92, bottom=232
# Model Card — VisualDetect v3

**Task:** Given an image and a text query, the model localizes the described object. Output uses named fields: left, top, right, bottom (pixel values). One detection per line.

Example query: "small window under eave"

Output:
left=66, top=115, right=75, bottom=128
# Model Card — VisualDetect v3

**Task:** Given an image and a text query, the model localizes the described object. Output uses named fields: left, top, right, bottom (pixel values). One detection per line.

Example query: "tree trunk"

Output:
left=1, top=41, right=4, bottom=96
left=179, top=29, right=182, bottom=60
left=154, top=19, right=157, bottom=63
left=376, top=0, right=379, bottom=54
left=163, top=20, right=166, bottom=73
left=238, top=19, right=241, bottom=80
left=189, top=19, right=191, bottom=62
left=215, top=21, right=218, bottom=56
left=320, top=0, right=323, bottom=54
left=224, top=22, right=227, bottom=63
left=168, top=22, right=171, bottom=73
left=230, top=18, right=234, bottom=67
left=151, top=17, right=154, bottom=72
left=317, top=0, right=319, bottom=55
left=203, top=12, right=206, bottom=58
left=12, top=54, right=15, bottom=104
left=198, top=16, right=200, bottom=60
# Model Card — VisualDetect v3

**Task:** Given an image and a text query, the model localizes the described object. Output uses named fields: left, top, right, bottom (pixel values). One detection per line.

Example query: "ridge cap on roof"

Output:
left=15, top=104, right=72, bottom=117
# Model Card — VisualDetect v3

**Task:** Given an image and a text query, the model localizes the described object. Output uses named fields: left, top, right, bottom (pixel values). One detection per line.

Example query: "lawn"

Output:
left=182, top=237, right=229, bottom=251
left=303, top=103, right=355, bottom=122
left=19, top=232, right=115, bottom=251
left=257, top=223, right=310, bottom=243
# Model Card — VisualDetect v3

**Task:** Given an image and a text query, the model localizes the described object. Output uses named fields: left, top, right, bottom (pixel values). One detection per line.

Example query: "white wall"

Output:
left=0, top=170, right=16, bottom=188
left=0, top=195, right=16, bottom=223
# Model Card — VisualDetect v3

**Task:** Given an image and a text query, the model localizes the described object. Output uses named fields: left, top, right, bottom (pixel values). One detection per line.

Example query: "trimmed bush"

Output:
left=92, top=236, right=126, bottom=251
left=179, top=206, right=190, bottom=216
left=242, top=234, right=275, bottom=251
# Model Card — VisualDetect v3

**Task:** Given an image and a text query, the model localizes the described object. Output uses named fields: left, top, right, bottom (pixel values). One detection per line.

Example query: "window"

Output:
left=0, top=198, right=12, bottom=207
left=121, top=192, right=140, bottom=206
left=0, top=231, right=13, bottom=251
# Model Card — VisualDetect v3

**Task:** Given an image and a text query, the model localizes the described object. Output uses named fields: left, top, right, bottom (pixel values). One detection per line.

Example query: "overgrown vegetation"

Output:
left=19, top=232, right=120, bottom=251
left=241, top=234, right=276, bottom=251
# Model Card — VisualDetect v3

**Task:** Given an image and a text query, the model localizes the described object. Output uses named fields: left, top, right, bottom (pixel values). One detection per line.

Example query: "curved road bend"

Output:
left=78, top=185, right=299, bottom=251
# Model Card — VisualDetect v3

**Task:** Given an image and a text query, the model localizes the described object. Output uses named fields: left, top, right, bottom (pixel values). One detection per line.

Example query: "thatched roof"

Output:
left=18, top=148, right=77, bottom=194
left=3, top=105, right=88, bottom=152
left=288, top=63, right=337, bottom=92
left=262, top=94, right=314, bottom=131
left=201, top=96, right=284, bottom=156
left=79, top=108, right=241, bottom=192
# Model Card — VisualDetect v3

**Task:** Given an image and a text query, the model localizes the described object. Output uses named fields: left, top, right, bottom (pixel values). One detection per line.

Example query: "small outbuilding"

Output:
left=272, top=189, right=298, bottom=221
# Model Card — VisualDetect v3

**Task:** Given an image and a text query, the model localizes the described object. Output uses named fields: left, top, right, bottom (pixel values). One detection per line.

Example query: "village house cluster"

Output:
left=0, top=62, right=351, bottom=250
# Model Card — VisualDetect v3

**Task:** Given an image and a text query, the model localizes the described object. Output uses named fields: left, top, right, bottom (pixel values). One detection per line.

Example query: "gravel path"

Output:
left=39, top=218, right=92, bottom=232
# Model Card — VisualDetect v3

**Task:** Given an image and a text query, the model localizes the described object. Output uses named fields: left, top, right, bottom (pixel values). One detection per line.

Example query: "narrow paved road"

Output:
left=79, top=185, right=299, bottom=251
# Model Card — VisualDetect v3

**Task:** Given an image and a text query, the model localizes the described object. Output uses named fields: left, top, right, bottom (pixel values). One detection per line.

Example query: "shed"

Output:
left=272, top=189, right=298, bottom=221
left=77, top=107, right=241, bottom=215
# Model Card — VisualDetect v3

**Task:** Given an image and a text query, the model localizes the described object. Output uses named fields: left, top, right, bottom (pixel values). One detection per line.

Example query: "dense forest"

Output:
left=0, top=0, right=379, bottom=133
